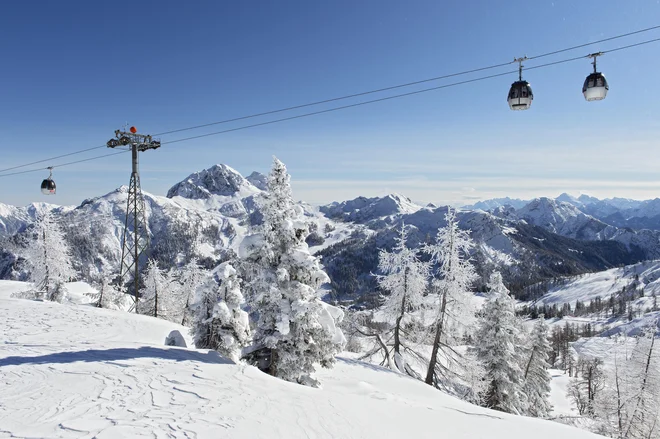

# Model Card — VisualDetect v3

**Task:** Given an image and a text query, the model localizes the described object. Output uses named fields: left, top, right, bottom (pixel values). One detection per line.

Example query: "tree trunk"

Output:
left=614, top=358, right=624, bottom=435
left=393, top=267, right=409, bottom=356
left=425, top=222, right=454, bottom=386
left=43, top=228, right=49, bottom=298
left=425, top=287, right=448, bottom=385
left=97, top=283, right=104, bottom=308
left=524, top=349, right=535, bottom=379
left=182, top=294, right=191, bottom=326
left=625, top=333, right=656, bottom=438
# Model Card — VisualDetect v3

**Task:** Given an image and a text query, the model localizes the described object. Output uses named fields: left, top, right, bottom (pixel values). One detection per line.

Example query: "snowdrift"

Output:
left=0, top=281, right=601, bottom=438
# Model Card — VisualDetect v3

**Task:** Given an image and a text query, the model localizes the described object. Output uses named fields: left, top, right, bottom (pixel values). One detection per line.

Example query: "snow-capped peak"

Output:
left=246, top=171, right=268, bottom=191
left=555, top=193, right=582, bottom=207
left=167, top=164, right=261, bottom=200
left=516, top=197, right=607, bottom=240
left=319, top=193, right=421, bottom=224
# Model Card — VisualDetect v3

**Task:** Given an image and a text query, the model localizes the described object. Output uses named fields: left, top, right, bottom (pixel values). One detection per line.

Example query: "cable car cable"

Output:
left=1, top=32, right=660, bottom=177
left=162, top=36, right=660, bottom=145
left=161, top=69, right=519, bottom=145
left=0, top=144, right=107, bottom=174
left=154, top=24, right=660, bottom=137
left=0, top=150, right=129, bottom=177
left=525, top=24, right=660, bottom=61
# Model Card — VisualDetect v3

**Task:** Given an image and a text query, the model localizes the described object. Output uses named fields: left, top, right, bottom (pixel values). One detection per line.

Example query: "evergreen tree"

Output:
left=213, top=263, right=251, bottom=362
left=523, top=315, right=553, bottom=418
left=23, top=213, right=75, bottom=302
left=240, top=157, right=345, bottom=386
left=375, top=222, right=429, bottom=373
left=423, top=207, right=478, bottom=391
left=191, top=275, right=221, bottom=350
left=474, top=271, right=526, bottom=414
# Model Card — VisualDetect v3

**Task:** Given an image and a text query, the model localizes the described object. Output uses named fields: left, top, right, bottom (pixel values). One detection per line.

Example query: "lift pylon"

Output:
left=107, top=127, right=161, bottom=310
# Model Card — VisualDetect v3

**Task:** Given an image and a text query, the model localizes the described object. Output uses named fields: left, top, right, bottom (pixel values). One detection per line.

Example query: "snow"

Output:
left=549, top=369, right=577, bottom=416
left=320, top=193, right=422, bottom=224
left=533, top=260, right=660, bottom=307
left=0, top=280, right=602, bottom=438
left=515, top=197, right=606, bottom=240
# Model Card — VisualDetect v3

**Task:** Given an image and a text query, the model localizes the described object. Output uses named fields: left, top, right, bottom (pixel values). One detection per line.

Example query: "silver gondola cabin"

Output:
left=583, top=52, right=608, bottom=102
left=508, top=57, right=533, bottom=111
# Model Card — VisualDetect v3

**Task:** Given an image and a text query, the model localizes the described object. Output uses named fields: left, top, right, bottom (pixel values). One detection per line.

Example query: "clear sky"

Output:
left=1, top=1, right=660, bottom=207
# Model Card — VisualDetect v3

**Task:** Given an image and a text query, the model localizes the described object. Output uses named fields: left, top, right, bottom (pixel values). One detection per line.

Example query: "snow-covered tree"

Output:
left=474, top=271, right=526, bottom=414
left=423, top=207, right=478, bottom=390
left=87, top=275, right=127, bottom=310
left=522, top=315, right=553, bottom=418
left=375, top=222, right=429, bottom=374
left=138, top=259, right=176, bottom=319
left=178, top=258, right=204, bottom=326
left=189, top=263, right=251, bottom=362
left=22, top=213, right=75, bottom=302
left=240, top=157, right=345, bottom=386
left=568, top=356, right=605, bottom=417
left=622, top=325, right=660, bottom=439
left=213, top=263, right=251, bottom=362
left=190, top=275, right=221, bottom=350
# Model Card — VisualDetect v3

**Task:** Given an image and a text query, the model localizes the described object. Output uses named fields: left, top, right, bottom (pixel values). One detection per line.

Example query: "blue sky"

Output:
left=1, top=1, right=660, bottom=207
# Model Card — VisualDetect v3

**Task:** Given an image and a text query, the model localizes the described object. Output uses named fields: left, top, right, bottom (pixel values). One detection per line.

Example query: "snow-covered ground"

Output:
left=0, top=281, right=601, bottom=438
left=549, top=369, right=576, bottom=417
left=533, top=260, right=660, bottom=307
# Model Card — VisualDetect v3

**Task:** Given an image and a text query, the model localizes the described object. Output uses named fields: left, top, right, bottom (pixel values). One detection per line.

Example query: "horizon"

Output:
left=2, top=2, right=660, bottom=207
left=3, top=160, right=659, bottom=210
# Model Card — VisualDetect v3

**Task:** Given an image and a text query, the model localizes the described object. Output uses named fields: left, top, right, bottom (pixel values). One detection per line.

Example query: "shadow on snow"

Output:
left=0, top=346, right=233, bottom=367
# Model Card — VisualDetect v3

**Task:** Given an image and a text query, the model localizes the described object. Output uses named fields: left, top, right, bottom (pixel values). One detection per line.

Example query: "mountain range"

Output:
left=3, top=166, right=660, bottom=305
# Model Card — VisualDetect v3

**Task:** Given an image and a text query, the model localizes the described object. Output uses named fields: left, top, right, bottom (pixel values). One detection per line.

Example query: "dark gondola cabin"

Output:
left=41, top=167, right=56, bottom=195
left=41, top=178, right=56, bottom=195
left=508, top=80, right=533, bottom=110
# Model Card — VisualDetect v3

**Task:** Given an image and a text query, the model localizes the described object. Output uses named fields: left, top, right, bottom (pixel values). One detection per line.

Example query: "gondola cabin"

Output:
left=583, top=72, right=608, bottom=101
left=583, top=52, right=608, bottom=102
left=41, top=167, right=56, bottom=195
left=41, top=178, right=56, bottom=195
left=508, top=80, right=533, bottom=110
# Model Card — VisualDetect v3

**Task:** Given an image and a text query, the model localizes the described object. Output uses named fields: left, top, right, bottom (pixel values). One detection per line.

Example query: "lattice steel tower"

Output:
left=107, top=127, right=160, bottom=309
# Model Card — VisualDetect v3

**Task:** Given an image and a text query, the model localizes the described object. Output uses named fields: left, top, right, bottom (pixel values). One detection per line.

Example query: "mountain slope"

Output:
left=320, top=193, right=421, bottom=224
left=515, top=197, right=608, bottom=240
left=0, top=202, right=70, bottom=237
left=531, top=259, right=660, bottom=307
left=0, top=281, right=602, bottom=439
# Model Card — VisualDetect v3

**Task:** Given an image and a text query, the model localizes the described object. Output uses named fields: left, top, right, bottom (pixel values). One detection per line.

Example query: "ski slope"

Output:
left=0, top=281, right=602, bottom=438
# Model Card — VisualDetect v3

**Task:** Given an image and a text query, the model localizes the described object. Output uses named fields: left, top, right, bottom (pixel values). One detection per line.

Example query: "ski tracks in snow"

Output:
left=0, top=349, right=242, bottom=438
left=0, top=283, right=604, bottom=439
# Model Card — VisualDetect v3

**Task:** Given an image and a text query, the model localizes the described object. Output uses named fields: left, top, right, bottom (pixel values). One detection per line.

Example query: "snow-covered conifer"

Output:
left=241, top=157, right=345, bottom=386
left=213, top=263, right=251, bottom=362
left=23, top=213, right=75, bottom=302
left=474, top=271, right=526, bottom=414
left=190, top=275, right=221, bottom=350
left=375, top=222, right=429, bottom=373
left=423, top=207, right=477, bottom=390
left=522, top=315, right=553, bottom=418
